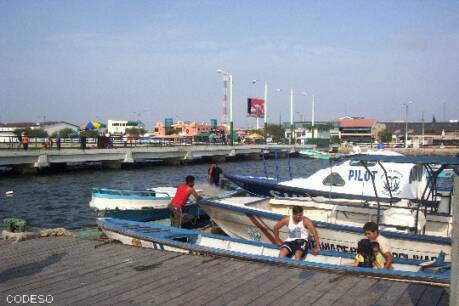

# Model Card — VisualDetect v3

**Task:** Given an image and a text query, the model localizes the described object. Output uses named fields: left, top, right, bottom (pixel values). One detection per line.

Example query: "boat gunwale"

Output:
left=198, top=198, right=452, bottom=245
left=98, top=218, right=450, bottom=286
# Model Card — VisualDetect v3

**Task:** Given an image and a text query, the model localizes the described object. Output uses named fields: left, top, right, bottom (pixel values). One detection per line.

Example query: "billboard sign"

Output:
left=247, top=98, right=265, bottom=118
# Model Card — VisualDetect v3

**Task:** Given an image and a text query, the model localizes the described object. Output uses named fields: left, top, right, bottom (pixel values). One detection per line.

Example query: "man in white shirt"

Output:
left=363, top=222, right=393, bottom=269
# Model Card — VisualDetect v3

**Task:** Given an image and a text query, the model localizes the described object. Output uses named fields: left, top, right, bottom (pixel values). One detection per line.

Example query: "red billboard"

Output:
left=247, top=98, right=265, bottom=118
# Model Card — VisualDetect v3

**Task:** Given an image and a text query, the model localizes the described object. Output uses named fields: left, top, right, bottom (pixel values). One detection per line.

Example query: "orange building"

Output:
left=153, top=121, right=226, bottom=137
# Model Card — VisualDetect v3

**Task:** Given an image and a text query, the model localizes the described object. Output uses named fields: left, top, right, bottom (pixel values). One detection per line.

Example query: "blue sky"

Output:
left=1, top=1, right=458, bottom=128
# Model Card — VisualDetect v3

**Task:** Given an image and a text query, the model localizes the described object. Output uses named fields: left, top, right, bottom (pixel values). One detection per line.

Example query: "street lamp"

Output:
left=275, top=88, right=295, bottom=144
left=252, top=79, right=268, bottom=143
left=301, top=92, right=315, bottom=139
left=217, top=69, right=233, bottom=146
left=403, top=101, right=413, bottom=148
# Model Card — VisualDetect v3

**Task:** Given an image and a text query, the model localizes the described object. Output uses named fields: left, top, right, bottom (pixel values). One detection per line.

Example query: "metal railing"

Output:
left=0, top=135, right=236, bottom=151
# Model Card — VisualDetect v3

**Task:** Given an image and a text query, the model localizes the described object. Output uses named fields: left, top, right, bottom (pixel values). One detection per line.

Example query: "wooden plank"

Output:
left=185, top=262, right=273, bottom=305
left=0, top=237, right=94, bottom=258
left=160, top=259, right=263, bottom=306
left=39, top=250, right=182, bottom=299
left=141, top=257, right=240, bottom=305
left=269, top=269, right=337, bottom=305
left=394, top=283, right=428, bottom=306
left=215, top=266, right=302, bottom=306
left=87, top=255, right=225, bottom=305
left=56, top=254, right=198, bottom=304
left=2, top=245, right=169, bottom=296
left=372, top=281, right=410, bottom=306
left=0, top=242, right=151, bottom=292
left=247, top=269, right=311, bottom=305
left=324, top=277, right=377, bottom=306
left=310, top=274, right=366, bottom=306
left=437, top=290, right=450, bottom=306
left=417, top=286, right=448, bottom=306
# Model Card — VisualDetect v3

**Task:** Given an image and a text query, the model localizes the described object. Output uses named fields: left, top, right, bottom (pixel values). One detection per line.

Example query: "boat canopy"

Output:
left=341, top=154, right=459, bottom=165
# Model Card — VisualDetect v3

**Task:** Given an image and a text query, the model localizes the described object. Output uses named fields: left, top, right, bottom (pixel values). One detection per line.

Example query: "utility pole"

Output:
left=311, top=94, right=315, bottom=139
left=421, top=111, right=425, bottom=148
left=264, top=81, right=268, bottom=143
left=229, top=74, right=233, bottom=146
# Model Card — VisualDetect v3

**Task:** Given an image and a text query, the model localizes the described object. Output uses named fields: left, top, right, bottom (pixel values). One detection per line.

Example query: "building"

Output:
left=153, top=121, right=226, bottom=137
left=337, top=118, right=377, bottom=144
left=379, top=121, right=459, bottom=147
left=284, top=121, right=334, bottom=146
left=107, top=120, right=145, bottom=135
left=0, top=121, right=79, bottom=141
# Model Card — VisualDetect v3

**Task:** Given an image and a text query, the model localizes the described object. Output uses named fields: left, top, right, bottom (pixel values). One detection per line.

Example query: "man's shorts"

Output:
left=281, top=239, right=308, bottom=258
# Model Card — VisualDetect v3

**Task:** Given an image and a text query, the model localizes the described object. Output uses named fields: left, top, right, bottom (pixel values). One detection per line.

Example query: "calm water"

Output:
left=0, top=158, right=328, bottom=229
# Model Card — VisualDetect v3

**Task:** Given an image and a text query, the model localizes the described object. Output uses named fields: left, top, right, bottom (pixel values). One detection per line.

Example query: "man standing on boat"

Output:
left=208, top=163, right=223, bottom=186
left=169, top=175, right=203, bottom=228
left=363, top=222, right=393, bottom=269
left=273, top=206, right=320, bottom=260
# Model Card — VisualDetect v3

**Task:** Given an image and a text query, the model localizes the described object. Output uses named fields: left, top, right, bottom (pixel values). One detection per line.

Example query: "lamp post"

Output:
left=276, top=88, right=302, bottom=144
left=252, top=80, right=268, bottom=143
left=403, top=101, right=413, bottom=148
left=217, top=69, right=234, bottom=146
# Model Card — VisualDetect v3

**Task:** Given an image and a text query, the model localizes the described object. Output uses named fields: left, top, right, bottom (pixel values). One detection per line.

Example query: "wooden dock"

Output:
left=0, top=237, right=450, bottom=305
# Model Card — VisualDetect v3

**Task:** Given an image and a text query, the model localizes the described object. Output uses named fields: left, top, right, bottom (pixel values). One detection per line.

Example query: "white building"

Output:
left=107, top=120, right=145, bottom=135
left=0, top=121, right=79, bottom=142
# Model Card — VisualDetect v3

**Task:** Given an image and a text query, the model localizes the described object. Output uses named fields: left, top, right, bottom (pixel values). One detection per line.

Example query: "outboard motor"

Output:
left=381, top=207, right=426, bottom=233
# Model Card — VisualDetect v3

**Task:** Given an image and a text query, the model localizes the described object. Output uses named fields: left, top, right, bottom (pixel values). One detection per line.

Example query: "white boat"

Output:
left=90, top=186, right=240, bottom=222
left=225, top=151, right=437, bottom=201
left=98, top=218, right=450, bottom=285
left=90, top=187, right=176, bottom=211
left=198, top=196, right=452, bottom=261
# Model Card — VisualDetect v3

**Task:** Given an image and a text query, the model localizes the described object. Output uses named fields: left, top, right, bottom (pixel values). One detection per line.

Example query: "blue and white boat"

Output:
left=225, top=151, right=457, bottom=202
left=197, top=196, right=452, bottom=262
left=98, top=218, right=450, bottom=285
left=90, top=187, right=202, bottom=222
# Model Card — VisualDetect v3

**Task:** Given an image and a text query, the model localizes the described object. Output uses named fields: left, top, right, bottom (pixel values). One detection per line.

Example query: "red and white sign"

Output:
left=247, top=98, right=265, bottom=118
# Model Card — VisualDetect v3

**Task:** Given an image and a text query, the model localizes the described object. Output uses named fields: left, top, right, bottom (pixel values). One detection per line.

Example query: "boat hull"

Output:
left=98, top=218, right=449, bottom=285
left=98, top=204, right=205, bottom=222
left=198, top=199, right=451, bottom=261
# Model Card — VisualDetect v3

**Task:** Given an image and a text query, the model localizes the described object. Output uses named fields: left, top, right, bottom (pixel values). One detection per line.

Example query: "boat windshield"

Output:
left=322, top=172, right=346, bottom=186
left=349, top=160, right=377, bottom=167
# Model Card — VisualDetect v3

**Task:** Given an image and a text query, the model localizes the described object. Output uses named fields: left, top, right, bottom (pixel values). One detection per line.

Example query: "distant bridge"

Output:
left=0, top=145, right=309, bottom=173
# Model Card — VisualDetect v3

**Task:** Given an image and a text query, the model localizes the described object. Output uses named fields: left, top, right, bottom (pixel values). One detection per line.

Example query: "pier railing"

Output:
left=0, top=135, right=243, bottom=151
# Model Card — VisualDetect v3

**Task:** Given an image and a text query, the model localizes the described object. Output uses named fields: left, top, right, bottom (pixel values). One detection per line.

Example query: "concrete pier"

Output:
left=0, top=145, right=300, bottom=173
left=0, top=236, right=449, bottom=305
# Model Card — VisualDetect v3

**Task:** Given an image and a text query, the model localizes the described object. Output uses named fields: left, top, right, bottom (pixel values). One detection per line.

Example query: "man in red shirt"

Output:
left=169, top=175, right=202, bottom=227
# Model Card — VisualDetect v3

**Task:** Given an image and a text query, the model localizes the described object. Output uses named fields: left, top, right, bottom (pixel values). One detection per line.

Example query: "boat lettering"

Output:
left=348, top=170, right=378, bottom=182
left=317, top=241, right=437, bottom=261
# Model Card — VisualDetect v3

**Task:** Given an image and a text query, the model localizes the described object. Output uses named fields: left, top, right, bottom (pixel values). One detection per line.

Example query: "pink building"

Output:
left=153, top=121, right=226, bottom=137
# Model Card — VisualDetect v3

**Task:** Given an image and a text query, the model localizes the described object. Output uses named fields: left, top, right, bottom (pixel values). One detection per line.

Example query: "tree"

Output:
left=266, top=124, right=286, bottom=143
left=80, top=130, right=99, bottom=138
left=378, top=129, right=392, bottom=143
left=13, top=128, right=48, bottom=138
left=249, top=129, right=264, bottom=136
left=125, top=127, right=147, bottom=136
left=52, top=128, right=77, bottom=138
left=432, top=115, right=436, bottom=123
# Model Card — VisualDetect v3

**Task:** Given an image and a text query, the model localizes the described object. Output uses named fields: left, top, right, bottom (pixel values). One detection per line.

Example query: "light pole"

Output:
left=403, top=101, right=413, bottom=148
left=252, top=80, right=268, bottom=142
left=276, top=88, right=298, bottom=145
left=217, top=69, right=234, bottom=146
